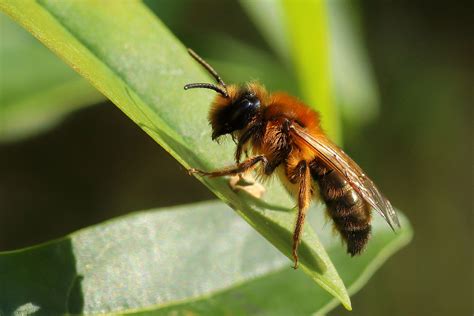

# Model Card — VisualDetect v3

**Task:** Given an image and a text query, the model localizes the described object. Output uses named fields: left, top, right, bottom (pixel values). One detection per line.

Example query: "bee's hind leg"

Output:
left=188, top=155, right=268, bottom=178
left=292, top=160, right=312, bottom=269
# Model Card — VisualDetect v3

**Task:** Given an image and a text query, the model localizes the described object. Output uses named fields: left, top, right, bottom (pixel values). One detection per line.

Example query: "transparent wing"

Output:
left=290, top=124, right=400, bottom=230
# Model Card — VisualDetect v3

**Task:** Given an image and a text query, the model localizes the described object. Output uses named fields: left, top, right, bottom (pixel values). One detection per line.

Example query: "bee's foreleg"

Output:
left=292, top=160, right=311, bottom=269
left=188, top=155, right=268, bottom=178
left=235, top=123, right=261, bottom=163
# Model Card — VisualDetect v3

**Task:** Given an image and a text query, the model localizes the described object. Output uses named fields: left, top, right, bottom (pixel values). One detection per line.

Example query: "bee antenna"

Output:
left=187, top=48, right=227, bottom=87
left=184, top=83, right=229, bottom=98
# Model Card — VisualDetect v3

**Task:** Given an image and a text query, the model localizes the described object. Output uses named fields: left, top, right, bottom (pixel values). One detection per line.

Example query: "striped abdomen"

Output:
left=310, top=160, right=372, bottom=255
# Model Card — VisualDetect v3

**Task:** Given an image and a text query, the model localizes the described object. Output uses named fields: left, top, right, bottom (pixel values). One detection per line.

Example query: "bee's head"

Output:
left=184, top=48, right=264, bottom=140
left=207, top=86, right=261, bottom=140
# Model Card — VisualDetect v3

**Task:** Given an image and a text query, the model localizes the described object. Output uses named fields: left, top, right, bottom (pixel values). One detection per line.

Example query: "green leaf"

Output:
left=149, top=209, right=412, bottom=315
left=182, top=34, right=299, bottom=94
left=0, top=201, right=286, bottom=315
left=242, top=0, right=342, bottom=143
left=241, top=1, right=380, bottom=134
left=313, top=209, right=413, bottom=315
left=281, top=0, right=341, bottom=143
left=0, top=200, right=412, bottom=315
left=0, top=13, right=104, bottom=142
left=327, top=0, right=380, bottom=125
left=0, top=0, right=350, bottom=309
left=239, top=0, right=291, bottom=63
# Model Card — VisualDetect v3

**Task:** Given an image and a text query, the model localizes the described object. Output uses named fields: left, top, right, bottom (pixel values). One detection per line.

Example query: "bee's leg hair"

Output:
left=292, top=160, right=312, bottom=269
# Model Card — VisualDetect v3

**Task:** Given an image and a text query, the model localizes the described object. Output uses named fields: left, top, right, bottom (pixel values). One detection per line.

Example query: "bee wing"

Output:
left=290, top=124, right=400, bottom=230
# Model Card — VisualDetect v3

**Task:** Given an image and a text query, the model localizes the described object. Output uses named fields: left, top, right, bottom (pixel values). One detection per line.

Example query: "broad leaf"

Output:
left=137, top=207, right=413, bottom=315
left=0, top=0, right=350, bottom=308
left=0, top=201, right=288, bottom=315
left=0, top=200, right=412, bottom=315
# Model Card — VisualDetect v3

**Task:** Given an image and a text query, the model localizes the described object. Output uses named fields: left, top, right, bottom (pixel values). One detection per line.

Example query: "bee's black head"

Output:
left=183, top=49, right=263, bottom=140
left=209, top=89, right=261, bottom=140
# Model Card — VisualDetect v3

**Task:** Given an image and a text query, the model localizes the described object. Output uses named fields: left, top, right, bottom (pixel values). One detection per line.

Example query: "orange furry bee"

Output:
left=184, top=48, right=400, bottom=268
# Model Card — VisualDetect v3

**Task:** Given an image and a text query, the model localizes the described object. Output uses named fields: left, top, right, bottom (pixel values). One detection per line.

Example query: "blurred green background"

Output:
left=0, top=1, right=471, bottom=315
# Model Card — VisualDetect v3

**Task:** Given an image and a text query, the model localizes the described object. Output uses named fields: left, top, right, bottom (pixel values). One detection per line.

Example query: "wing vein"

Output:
left=289, top=124, right=400, bottom=230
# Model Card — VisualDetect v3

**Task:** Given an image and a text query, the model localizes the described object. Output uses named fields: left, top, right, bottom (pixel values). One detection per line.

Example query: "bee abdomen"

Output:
left=311, top=164, right=372, bottom=255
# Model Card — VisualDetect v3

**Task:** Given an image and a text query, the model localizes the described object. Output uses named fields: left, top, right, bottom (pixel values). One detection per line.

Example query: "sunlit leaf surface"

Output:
left=0, top=200, right=412, bottom=315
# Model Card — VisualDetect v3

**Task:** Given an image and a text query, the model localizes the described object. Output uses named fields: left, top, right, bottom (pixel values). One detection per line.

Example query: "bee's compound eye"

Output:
left=240, top=99, right=252, bottom=109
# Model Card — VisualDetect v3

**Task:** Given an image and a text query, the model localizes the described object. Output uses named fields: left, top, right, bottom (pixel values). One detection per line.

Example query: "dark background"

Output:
left=0, top=1, right=472, bottom=315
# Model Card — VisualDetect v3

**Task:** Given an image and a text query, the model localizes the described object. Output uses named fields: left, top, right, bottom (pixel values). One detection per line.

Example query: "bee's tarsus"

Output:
left=292, top=251, right=299, bottom=269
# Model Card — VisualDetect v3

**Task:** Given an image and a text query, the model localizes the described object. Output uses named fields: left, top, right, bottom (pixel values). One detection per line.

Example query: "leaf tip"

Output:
left=339, top=292, right=352, bottom=311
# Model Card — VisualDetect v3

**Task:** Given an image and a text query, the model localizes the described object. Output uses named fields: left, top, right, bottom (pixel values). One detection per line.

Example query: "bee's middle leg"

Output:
left=188, top=155, right=268, bottom=178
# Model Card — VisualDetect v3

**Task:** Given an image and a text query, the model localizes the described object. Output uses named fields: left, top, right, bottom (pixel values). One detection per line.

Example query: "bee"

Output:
left=184, top=48, right=400, bottom=268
